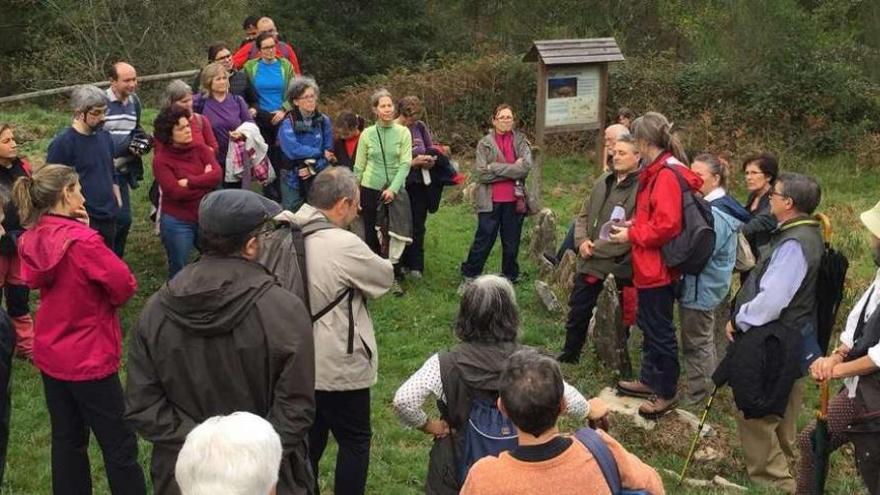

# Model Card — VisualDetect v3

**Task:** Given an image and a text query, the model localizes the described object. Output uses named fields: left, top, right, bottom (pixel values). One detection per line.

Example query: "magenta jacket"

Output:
left=18, top=215, right=137, bottom=381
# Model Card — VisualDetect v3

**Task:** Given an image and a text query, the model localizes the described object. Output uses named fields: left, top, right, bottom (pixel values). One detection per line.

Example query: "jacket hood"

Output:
left=643, top=152, right=703, bottom=192
left=289, top=203, right=325, bottom=227
left=158, top=256, right=276, bottom=337
left=18, top=215, right=98, bottom=288
left=711, top=195, right=752, bottom=224
left=451, top=341, right=522, bottom=390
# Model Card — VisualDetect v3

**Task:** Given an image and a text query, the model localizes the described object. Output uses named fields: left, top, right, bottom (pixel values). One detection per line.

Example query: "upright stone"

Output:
left=589, top=274, right=632, bottom=378
left=529, top=208, right=557, bottom=263
left=554, top=250, right=578, bottom=296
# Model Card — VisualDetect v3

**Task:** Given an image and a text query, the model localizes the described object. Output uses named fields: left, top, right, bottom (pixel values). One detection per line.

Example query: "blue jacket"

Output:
left=278, top=109, right=333, bottom=189
left=680, top=203, right=744, bottom=310
left=711, top=194, right=751, bottom=224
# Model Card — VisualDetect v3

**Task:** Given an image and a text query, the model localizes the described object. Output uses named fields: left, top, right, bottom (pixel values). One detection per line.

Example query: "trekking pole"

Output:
left=678, top=385, right=718, bottom=485
left=380, top=202, right=391, bottom=259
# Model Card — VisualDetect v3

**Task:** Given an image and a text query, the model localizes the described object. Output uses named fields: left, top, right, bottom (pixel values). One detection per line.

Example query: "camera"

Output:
left=128, top=132, right=154, bottom=156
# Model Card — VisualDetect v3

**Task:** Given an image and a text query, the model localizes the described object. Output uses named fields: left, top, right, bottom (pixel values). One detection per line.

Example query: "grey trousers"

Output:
left=680, top=305, right=718, bottom=405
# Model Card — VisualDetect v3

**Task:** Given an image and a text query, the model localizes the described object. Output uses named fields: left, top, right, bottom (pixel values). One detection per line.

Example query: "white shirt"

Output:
left=840, top=268, right=880, bottom=397
left=392, top=353, right=589, bottom=428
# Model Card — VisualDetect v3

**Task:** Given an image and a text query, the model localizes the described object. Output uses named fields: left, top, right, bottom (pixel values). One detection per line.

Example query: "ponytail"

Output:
left=632, top=112, right=688, bottom=165
left=12, top=164, right=79, bottom=226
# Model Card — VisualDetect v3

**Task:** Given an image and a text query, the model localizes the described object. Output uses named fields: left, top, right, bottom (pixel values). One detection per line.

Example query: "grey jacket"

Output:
left=474, top=130, right=532, bottom=213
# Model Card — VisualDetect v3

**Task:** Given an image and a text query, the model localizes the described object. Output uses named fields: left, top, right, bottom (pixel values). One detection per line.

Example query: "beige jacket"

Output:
left=292, top=204, right=394, bottom=391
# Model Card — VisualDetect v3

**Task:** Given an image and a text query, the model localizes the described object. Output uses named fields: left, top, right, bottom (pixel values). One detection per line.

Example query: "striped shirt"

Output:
left=104, top=88, right=139, bottom=159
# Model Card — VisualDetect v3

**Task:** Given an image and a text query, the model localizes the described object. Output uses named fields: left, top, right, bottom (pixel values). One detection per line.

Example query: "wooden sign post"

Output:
left=523, top=38, right=624, bottom=201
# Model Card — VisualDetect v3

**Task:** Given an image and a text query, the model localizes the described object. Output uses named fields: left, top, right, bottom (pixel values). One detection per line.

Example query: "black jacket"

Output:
left=124, top=256, right=315, bottom=494
left=713, top=319, right=802, bottom=418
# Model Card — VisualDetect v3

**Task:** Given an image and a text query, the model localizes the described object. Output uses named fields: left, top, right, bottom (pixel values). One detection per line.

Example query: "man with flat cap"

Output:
left=125, top=190, right=316, bottom=495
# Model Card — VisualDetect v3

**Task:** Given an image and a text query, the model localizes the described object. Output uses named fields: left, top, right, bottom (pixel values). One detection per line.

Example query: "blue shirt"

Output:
left=253, top=60, right=285, bottom=112
left=46, top=127, right=119, bottom=220
left=735, top=239, right=808, bottom=331
left=104, top=89, right=139, bottom=159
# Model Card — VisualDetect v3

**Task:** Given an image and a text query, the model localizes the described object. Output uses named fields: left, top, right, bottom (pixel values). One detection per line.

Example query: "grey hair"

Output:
left=693, top=153, right=729, bottom=188
left=288, top=77, right=320, bottom=102
left=70, top=85, right=109, bottom=114
left=631, top=112, right=689, bottom=164
left=370, top=88, right=392, bottom=108
left=308, top=167, right=358, bottom=209
left=777, top=172, right=821, bottom=215
left=161, top=79, right=193, bottom=110
left=454, top=275, right=520, bottom=344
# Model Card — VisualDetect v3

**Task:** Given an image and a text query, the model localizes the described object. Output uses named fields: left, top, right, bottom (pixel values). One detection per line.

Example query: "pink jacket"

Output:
left=18, top=215, right=137, bottom=381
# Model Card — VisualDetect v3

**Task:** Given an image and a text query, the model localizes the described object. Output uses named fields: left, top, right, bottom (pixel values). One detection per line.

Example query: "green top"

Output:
left=354, top=122, right=412, bottom=193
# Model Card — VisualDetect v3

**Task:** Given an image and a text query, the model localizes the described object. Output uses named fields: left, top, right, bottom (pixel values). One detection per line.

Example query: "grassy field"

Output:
left=0, top=104, right=876, bottom=494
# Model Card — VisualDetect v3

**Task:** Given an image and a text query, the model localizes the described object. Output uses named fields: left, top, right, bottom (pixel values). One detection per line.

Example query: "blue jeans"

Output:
left=461, top=202, right=524, bottom=281
left=637, top=284, right=679, bottom=399
left=557, top=221, right=575, bottom=260
left=280, top=170, right=306, bottom=212
left=160, top=213, right=197, bottom=280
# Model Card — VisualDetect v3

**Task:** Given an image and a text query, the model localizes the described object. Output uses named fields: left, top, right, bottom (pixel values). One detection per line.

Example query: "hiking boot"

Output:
left=616, top=380, right=655, bottom=399
left=638, top=395, right=679, bottom=420
left=556, top=351, right=580, bottom=364
left=542, top=251, right=559, bottom=267
left=391, top=280, right=405, bottom=297
left=409, top=270, right=423, bottom=279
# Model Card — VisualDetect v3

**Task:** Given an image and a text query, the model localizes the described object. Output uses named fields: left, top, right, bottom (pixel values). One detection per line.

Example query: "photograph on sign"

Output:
left=545, top=66, right=600, bottom=128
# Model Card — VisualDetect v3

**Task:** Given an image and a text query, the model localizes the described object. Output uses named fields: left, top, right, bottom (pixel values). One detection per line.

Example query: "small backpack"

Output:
left=574, top=428, right=649, bottom=495
left=658, top=164, right=716, bottom=275
left=458, top=394, right=519, bottom=484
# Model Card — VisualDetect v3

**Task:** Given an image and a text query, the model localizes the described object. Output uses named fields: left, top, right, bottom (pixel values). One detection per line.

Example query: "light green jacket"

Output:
left=353, top=123, right=412, bottom=193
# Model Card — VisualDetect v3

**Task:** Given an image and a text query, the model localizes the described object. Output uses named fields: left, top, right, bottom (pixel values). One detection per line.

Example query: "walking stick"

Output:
left=678, top=386, right=718, bottom=485
left=380, top=201, right=391, bottom=259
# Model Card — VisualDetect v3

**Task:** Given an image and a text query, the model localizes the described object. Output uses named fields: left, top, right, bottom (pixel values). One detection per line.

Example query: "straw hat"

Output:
left=860, top=200, right=880, bottom=238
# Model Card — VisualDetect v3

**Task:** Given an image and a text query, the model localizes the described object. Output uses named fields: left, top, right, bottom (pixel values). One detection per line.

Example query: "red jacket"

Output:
left=232, top=40, right=302, bottom=75
left=153, top=143, right=222, bottom=223
left=628, top=152, right=703, bottom=288
left=18, top=215, right=137, bottom=380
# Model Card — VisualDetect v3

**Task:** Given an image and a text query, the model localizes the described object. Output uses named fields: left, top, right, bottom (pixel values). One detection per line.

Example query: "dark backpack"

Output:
left=657, top=164, right=715, bottom=275
left=457, top=396, right=518, bottom=484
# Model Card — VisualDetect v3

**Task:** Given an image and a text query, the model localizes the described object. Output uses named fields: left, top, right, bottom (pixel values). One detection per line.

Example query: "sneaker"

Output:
left=457, top=277, right=475, bottom=296
left=409, top=270, right=423, bottom=279
left=638, top=395, right=679, bottom=419
left=391, top=280, right=405, bottom=297
left=556, top=351, right=580, bottom=364
left=616, top=380, right=655, bottom=399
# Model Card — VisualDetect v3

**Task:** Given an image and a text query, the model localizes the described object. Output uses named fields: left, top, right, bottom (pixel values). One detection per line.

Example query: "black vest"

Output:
left=846, top=286, right=880, bottom=432
left=734, top=216, right=824, bottom=331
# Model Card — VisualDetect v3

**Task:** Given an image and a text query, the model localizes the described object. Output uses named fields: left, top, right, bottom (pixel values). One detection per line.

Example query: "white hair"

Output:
left=175, top=412, right=282, bottom=495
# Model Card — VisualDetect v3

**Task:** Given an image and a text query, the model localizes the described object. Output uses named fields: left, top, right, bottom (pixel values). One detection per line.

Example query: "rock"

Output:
left=534, top=280, right=561, bottom=312
left=554, top=250, right=577, bottom=295
left=674, top=408, right=716, bottom=438
left=596, top=387, right=655, bottom=430
left=590, top=275, right=633, bottom=378
left=712, top=475, right=748, bottom=491
left=462, top=182, right=478, bottom=206
left=694, top=446, right=721, bottom=462
left=659, top=469, right=714, bottom=488
left=528, top=208, right=557, bottom=263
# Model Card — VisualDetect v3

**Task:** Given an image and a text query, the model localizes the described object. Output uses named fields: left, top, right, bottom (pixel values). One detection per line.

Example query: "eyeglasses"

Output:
left=215, top=54, right=232, bottom=61
left=86, top=108, right=107, bottom=117
left=260, top=44, right=276, bottom=51
left=494, top=115, right=514, bottom=121
left=768, top=190, right=789, bottom=200
left=296, top=94, right=317, bottom=101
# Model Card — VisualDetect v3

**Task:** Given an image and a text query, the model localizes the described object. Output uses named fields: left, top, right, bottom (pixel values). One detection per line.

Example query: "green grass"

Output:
left=1, top=105, right=876, bottom=494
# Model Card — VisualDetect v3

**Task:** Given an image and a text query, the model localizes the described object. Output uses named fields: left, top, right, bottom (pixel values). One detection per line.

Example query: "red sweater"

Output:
left=18, top=215, right=137, bottom=381
left=153, top=143, right=222, bottom=223
left=628, top=152, right=703, bottom=288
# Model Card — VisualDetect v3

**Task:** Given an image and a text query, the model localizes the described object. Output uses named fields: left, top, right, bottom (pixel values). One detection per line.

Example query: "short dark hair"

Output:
left=397, top=96, right=422, bottom=118
left=617, top=107, right=635, bottom=120
left=742, top=152, right=779, bottom=184
left=207, top=42, right=230, bottom=62
left=108, top=61, right=128, bottom=81
left=309, top=167, right=358, bottom=210
left=197, top=222, right=265, bottom=256
left=454, top=275, right=519, bottom=344
left=255, top=32, right=275, bottom=50
left=153, top=106, right=190, bottom=146
left=334, top=111, right=364, bottom=132
left=777, top=173, right=822, bottom=215
left=493, top=103, right=514, bottom=119
left=500, top=350, right=564, bottom=437
left=242, top=15, right=259, bottom=29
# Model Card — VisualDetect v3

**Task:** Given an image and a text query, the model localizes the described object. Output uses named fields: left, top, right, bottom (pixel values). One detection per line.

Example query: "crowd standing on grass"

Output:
left=0, top=12, right=877, bottom=495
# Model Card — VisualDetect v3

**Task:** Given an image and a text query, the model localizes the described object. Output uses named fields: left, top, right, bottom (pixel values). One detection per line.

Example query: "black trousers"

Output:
left=308, top=388, right=372, bottom=495
left=461, top=202, right=524, bottom=281
left=637, top=285, right=679, bottom=400
left=561, top=275, right=604, bottom=356
left=0, top=311, right=13, bottom=486
left=359, top=186, right=383, bottom=256
left=89, top=217, right=117, bottom=250
left=41, top=373, right=146, bottom=495
left=401, top=183, right=430, bottom=272
left=0, top=284, right=30, bottom=319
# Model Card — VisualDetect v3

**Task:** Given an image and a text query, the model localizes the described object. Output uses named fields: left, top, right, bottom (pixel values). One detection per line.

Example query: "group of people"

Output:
left=0, top=13, right=876, bottom=495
